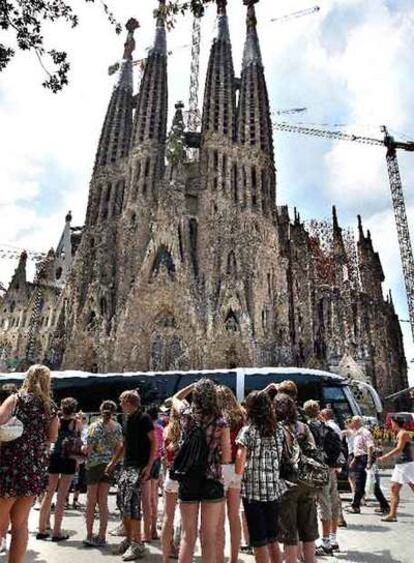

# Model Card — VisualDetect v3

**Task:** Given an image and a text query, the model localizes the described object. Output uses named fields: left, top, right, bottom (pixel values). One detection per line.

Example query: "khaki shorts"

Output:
left=317, top=469, right=340, bottom=522
left=278, top=484, right=319, bottom=546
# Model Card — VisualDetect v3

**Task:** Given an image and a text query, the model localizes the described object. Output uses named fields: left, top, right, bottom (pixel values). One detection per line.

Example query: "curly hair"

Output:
left=217, top=385, right=245, bottom=431
left=192, top=378, right=221, bottom=420
left=21, top=364, right=53, bottom=414
left=60, top=397, right=78, bottom=416
left=245, top=391, right=277, bottom=437
left=165, top=403, right=181, bottom=449
left=274, top=393, right=298, bottom=425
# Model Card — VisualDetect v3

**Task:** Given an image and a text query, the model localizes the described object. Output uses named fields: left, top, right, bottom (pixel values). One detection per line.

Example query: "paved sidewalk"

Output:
left=1, top=474, right=413, bottom=562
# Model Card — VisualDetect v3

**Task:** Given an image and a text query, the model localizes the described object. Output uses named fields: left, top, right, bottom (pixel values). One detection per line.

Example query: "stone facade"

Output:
left=0, top=0, right=408, bottom=401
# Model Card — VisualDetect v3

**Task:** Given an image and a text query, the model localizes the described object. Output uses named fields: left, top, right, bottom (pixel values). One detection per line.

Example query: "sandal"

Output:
left=52, top=534, right=70, bottom=542
left=381, top=516, right=397, bottom=522
left=345, top=507, right=361, bottom=514
left=36, top=532, right=49, bottom=540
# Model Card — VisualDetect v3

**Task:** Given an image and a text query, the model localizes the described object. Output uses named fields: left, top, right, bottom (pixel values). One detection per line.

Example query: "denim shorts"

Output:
left=178, top=476, right=224, bottom=504
left=242, top=498, right=280, bottom=548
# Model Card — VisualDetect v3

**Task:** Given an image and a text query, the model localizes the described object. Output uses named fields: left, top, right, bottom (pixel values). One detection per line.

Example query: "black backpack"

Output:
left=170, top=424, right=208, bottom=482
left=309, top=420, right=343, bottom=468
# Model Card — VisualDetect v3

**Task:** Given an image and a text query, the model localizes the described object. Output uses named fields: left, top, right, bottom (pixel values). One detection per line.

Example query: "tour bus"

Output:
left=0, top=366, right=382, bottom=428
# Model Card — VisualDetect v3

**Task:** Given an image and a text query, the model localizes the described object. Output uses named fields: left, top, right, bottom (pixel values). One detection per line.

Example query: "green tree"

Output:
left=0, top=0, right=213, bottom=93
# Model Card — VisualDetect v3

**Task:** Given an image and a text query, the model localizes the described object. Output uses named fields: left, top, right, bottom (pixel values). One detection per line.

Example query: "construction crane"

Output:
left=270, top=5, right=320, bottom=23
left=275, top=107, right=307, bottom=116
left=187, top=15, right=202, bottom=133
left=0, top=244, right=46, bottom=262
left=273, top=121, right=414, bottom=341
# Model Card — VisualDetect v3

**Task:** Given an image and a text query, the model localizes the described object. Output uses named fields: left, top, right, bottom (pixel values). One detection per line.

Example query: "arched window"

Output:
left=224, top=309, right=240, bottom=333
left=151, top=246, right=176, bottom=280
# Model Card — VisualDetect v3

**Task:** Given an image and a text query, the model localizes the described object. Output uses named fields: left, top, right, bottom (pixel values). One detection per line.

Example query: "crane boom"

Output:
left=187, top=15, right=201, bottom=133
left=273, top=120, right=414, bottom=341
left=270, top=6, right=320, bottom=23
left=385, top=142, right=414, bottom=340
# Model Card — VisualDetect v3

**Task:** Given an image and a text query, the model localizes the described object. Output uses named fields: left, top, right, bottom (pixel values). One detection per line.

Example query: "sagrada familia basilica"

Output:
left=0, top=0, right=408, bottom=402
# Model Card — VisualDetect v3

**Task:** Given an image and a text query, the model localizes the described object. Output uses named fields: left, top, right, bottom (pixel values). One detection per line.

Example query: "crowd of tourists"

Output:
left=0, top=364, right=413, bottom=563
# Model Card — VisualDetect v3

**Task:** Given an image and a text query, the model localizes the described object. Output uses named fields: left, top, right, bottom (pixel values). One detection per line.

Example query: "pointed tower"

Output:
left=128, top=0, right=168, bottom=204
left=357, top=215, right=384, bottom=300
left=9, top=251, right=27, bottom=290
left=86, top=18, right=138, bottom=227
left=200, top=0, right=237, bottom=201
left=166, top=101, right=187, bottom=175
left=236, top=0, right=275, bottom=215
left=332, top=206, right=347, bottom=264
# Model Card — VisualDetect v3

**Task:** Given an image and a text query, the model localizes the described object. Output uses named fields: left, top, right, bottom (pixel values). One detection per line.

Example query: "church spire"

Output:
left=242, top=0, right=262, bottom=68
left=93, top=18, right=138, bottom=170
left=201, top=0, right=236, bottom=142
left=236, top=0, right=275, bottom=214
left=132, top=0, right=168, bottom=148
left=9, top=251, right=27, bottom=290
left=129, top=1, right=168, bottom=201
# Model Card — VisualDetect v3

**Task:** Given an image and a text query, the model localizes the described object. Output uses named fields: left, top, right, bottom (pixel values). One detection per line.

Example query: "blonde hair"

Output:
left=303, top=399, right=320, bottom=419
left=217, top=385, right=244, bottom=431
left=165, top=404, right=181, bottom=449
left=21, top=364, right=53, bottom=414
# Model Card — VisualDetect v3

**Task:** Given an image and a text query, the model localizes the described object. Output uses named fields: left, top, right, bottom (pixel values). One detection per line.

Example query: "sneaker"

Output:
left=110, top=523, right=127, bottom=537
left=122, top=542, right=148, bottom=561
left=331, top=541, right=340, bottom=551
left=113, top=538, right=130, bottom=555
left=316, top=541, right=333, bottom=556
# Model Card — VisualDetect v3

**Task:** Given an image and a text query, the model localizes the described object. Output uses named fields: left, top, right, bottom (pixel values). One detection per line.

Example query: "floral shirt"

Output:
left=353, top=427, right=374, bottom=457
left=86, top=419, right=123, bottom=468
left=236, top=423, right=287, bottom=502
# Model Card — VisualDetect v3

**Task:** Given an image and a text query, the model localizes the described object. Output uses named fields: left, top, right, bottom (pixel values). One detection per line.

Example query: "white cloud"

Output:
left=0, top=0, right=413, bottom=384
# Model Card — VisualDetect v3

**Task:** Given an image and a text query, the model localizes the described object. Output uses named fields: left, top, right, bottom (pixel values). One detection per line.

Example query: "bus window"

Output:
left=322, top=386, right=353, bottom=428
left=349, top=384, right=379, bottom=420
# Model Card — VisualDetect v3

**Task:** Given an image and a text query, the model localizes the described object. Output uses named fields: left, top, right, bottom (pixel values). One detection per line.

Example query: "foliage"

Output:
left=0, top=0, right=214, bottom=92
left=0, top=0, right=121, bottom=92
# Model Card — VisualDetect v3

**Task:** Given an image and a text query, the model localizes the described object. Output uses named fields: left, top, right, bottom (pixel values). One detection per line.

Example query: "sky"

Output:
left=0, top=0, right=413, bottom=384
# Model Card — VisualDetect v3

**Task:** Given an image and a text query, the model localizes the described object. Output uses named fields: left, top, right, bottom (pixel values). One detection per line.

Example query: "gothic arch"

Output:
left=224, top=309, right=240, bottom=333
left=151, top=246, right=176, bottom=280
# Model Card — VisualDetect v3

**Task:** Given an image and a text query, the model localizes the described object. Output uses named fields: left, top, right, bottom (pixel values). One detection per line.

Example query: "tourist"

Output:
left=236, top=390, right=286, bottom=563
left=216, top=385, right=245, bottom=563
left=83, top=400, right=123, bottom=547
left=343, top=418, right=356, bottom=497
left=38, top=397, right=83, bottom=541
left=0, top=383, right=17, bottom=555
left=304, top=401, right=341, bottom=555
left=377, top=414, right=414, bottom=522
left=0, top=365, right=59, bottom=563
left=71, top=413, right=89, bottom=510
left=172, top=379, right=231, bottom=563
left=161, top=403, right=181, bottom=562
left=275, top=393, right=318, bottom=563
left=106, top=390, right=156, bottom=561
left=346, top=416, right=374, bottom=514
left=146, top=406, right=164, bottom=541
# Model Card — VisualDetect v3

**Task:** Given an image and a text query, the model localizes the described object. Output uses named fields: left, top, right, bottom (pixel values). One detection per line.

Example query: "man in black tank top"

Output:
left=106, top=390, right=156, bottom=560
